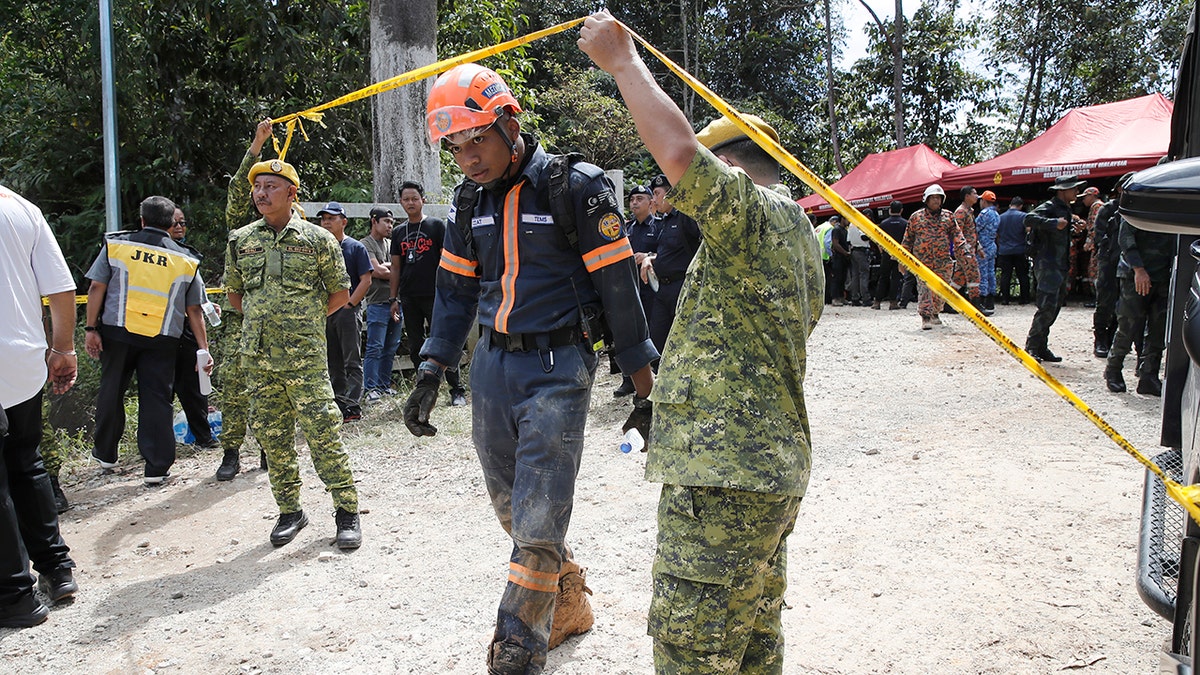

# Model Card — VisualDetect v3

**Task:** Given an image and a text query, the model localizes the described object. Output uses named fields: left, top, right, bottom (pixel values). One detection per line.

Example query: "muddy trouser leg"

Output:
left=649, top=484, right=802, bottom=674
left=1026, top=265, right=1065, bottom=351
left=471, top=339, right=597, bottom=673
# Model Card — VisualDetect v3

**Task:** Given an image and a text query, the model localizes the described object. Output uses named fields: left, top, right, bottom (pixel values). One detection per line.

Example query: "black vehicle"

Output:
left=1126, top=6, right=1200, bottom=669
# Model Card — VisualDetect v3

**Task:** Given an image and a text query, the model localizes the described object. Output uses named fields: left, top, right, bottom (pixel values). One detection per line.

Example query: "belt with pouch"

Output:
left=484, top=324, right=583, bottom=352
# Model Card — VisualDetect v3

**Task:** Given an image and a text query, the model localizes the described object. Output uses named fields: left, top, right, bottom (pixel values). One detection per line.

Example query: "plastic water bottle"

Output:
left=202, top=301, right=222, bottom=327
left=207, top=408, right=223, bottom=441
left=173, top=410, right=194, bottom=444
left=196, top=349, right=214, bottom=395
left=619, top=429, right=644, bottom=454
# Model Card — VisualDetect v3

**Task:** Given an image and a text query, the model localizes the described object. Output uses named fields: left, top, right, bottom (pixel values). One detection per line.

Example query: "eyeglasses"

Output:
left=172, top=221, right=187, bottom=228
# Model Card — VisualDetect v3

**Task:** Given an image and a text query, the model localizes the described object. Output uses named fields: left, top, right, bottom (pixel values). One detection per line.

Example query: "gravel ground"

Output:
left=0, top=300, right=1172, bottom=674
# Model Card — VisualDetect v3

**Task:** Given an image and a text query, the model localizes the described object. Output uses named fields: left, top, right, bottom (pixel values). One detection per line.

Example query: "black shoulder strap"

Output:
left=548, top=153, right=581, bottom=250
left=454, top=179, right=482, bottom=265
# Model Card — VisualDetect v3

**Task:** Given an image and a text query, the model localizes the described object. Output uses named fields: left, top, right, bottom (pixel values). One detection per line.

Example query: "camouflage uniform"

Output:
left=224, top=214, right=357, bottom=514
left=900, top=207, right=970, bottom=320
left=216, top=150, right=260, bottom=456
left=1106, top=218, right=1176, bottom=382
left=645, top=146, right=824, bottom=672
left=1024, top=196, right=1074, bottom=353
left=1084, top=198, right=1104, bottom=285
left=950, top=204, right=981, bottom=297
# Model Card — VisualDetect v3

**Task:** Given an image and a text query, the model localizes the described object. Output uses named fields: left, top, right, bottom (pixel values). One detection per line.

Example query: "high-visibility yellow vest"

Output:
left=105, top=239, right=200, bottom=337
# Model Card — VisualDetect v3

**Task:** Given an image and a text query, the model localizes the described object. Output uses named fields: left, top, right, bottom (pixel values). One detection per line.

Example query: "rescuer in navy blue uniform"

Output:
left=403, top=63, right=657, bottom=675
left=613, top=183, right=659, bottom=397
left=643, top=173, right=702, bottom=355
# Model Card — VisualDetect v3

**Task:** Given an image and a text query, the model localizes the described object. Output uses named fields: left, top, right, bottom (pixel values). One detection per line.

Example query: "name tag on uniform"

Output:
left=283, top=245, right=315, bottom=255
left=239, top=245, right=265, bottom=256
left=471, top=215, right=496, bottom=228
left=521, top=214, right=554, bottom=225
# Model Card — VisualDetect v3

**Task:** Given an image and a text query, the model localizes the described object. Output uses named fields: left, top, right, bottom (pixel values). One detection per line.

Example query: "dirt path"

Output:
left=0, top=302, right=1168, bottom=673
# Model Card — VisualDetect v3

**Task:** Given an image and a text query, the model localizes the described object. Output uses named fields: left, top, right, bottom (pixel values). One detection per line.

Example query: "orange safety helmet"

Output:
left=426, top=63, right=523, bottom=145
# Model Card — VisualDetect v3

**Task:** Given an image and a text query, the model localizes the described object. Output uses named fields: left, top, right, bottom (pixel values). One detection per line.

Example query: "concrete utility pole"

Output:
left=99, top=0, right=121, bottom=231
left=370, top=0, right=441, bottom=202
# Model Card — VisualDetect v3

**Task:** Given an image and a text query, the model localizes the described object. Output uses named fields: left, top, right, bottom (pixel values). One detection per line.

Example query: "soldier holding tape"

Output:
left=581, top=13, right=825, bottom=672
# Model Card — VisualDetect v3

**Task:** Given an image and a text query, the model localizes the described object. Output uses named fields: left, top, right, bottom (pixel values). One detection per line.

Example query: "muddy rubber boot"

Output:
left=487, top=641, right=532, bottom=675
left=548, top=560, right=594, bottom=650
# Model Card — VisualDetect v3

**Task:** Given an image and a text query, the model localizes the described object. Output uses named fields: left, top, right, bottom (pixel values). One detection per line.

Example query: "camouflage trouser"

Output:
left=246, top=367, right=357, bottom=514
left=1026, top=263, right=1067, bottom=351
left=1106, top=276, right=1169, bottom=378
left=649, top=484, right=803, bottom=674
left=915, top=261, right=952, bottom=319
left=216, top=311, right=253, bottom=454
left=39, top=393, right=62, bottom=478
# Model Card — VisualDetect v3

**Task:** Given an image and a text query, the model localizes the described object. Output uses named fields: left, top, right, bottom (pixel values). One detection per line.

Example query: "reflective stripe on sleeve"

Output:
left=582, top=238, right=633, bottom=273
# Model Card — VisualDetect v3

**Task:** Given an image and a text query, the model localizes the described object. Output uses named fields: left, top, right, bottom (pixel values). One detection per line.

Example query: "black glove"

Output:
left=403, top=366, right=442, bottom=437
left=622, top=396, right=652, bottom=451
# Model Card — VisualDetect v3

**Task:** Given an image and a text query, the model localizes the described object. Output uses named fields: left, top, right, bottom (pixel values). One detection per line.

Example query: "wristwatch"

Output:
left=85, top=326, right=98, bottom=332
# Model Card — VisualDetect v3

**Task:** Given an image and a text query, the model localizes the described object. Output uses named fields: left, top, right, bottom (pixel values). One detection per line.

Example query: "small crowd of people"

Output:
left=814, top=171, right=1173, bottom=395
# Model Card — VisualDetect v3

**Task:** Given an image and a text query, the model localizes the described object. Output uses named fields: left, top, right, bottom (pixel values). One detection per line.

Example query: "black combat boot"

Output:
left=37, top=568, right=77, bottom=603
left=1093, top=330, right=1110, bottom=358
left=1105, top=368, right=1127, bottom=393
left=270, top=511, right=308, bottom=547
left=215, top=450, right=240, bottom=481
left=334, top=508, right=361, bottom=550
left=1137, top=376, right=1162, bottom=397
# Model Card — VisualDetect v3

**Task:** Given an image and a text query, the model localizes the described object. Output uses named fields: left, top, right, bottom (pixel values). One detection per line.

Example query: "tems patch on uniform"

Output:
left=598, top=213, right=622, bottom=241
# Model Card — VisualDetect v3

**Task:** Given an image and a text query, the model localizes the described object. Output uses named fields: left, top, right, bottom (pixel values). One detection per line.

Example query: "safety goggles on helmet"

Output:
left=426, top=63, right=523, bottom=145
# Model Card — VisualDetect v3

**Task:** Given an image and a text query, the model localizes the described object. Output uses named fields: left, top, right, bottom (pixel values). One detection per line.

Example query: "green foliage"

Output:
left=536, top=67, right=646, bottom=169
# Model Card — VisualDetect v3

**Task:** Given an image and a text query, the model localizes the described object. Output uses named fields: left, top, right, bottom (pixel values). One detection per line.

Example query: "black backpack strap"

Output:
left=547, top=154, right=579, bottom=250
left=453, top=179, right=482, bottom=268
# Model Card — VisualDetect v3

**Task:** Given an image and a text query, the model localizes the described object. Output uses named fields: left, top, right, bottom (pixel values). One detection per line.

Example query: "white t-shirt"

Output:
left=0, top=186, right=76, bottom=408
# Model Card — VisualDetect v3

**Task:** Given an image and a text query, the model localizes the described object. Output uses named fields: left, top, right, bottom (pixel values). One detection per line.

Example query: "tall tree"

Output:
left=370, top=0, right=439, bottom=201
left=824, top=0, right=847, bottom=174
left=855, top=0, right=907, bottom=148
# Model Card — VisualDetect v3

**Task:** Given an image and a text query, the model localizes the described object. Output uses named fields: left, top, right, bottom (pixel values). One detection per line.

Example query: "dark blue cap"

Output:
left=629, top=184, right=651, bottom=197
left=317, top=201, right=346, bottom=217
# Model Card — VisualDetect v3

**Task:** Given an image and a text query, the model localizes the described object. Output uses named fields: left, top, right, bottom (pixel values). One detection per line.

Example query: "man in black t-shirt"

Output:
left=388, top=181, right=467, bottom=406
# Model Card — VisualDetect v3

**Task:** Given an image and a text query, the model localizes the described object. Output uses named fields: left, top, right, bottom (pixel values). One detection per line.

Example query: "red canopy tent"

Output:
left=797, top=144, right=957, bottom=217
left=940, top=93, right=1173, bottom=191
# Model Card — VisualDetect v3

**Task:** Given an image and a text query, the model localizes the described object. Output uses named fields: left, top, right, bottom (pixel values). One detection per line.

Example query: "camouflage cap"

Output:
left=248, top=159, right=300, bottom=188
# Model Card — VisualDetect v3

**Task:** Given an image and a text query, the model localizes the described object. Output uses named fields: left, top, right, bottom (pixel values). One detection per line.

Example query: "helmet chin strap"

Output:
left=483, top=120, right=521, bottom=191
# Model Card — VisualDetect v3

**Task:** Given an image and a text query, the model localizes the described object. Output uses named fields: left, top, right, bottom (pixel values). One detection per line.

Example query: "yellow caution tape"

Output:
left=268, top=18, right=587, bottom=161
left=616, top=21, right=1200, bottom=522
left=52, top=287, right=227, bottom=306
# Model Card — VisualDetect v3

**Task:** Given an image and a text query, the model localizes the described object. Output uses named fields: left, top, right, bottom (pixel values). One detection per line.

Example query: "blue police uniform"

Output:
left=625, top=214, right=660, bottom=322
left=649, top=208, right=702, bottom=354
left=421, top=134, right=657, bottom=667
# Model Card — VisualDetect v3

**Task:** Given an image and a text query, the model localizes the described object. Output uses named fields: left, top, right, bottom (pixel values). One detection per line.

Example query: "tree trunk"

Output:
left=893, top=0, right=905, bottom=148
left=370, top=0, right=440, bottom=202
left=824, top=0, right=845, bottom=174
